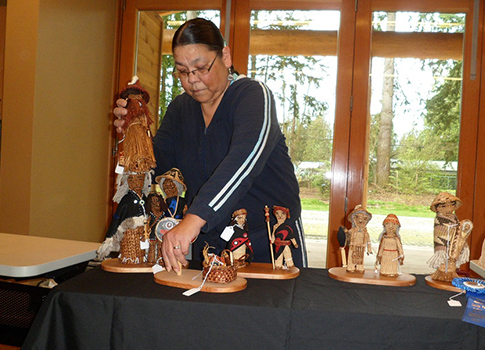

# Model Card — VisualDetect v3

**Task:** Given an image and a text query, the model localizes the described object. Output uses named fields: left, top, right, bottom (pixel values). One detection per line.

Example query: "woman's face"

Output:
left=173, top=44, right=232, bottom=106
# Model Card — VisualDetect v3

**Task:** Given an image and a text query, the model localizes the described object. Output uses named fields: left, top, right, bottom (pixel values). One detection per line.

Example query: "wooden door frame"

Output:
left=326, top=0, right=483, bottom=269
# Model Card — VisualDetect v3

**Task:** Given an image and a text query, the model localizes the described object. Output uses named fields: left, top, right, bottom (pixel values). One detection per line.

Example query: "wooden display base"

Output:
left=328, top=267, right=416, bottom=287
left=237, top=262, right=300, bottom=280
left=101, top=258, right=154, bottom=273
left=154, top=269, right=247, bottom=293
left=424, top=275, right=462, bottom=292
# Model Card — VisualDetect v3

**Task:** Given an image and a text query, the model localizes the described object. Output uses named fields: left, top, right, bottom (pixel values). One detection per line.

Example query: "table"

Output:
left=0, top=233, right=100, bottom=278
left=21, top=267, right=485, bottom=350
left=0, top=233, right=100, bottom=346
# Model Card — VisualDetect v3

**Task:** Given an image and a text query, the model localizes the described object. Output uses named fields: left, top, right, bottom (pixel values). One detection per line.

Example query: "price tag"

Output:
left=115, top=162, right=124, bottom=174
left=140, top=240, right=149, bottom=250
left=447, top=299, right=462, bottom=307
left=220, top=226, right=234, bottom=241
left=152, top=264, right=164, bottom=274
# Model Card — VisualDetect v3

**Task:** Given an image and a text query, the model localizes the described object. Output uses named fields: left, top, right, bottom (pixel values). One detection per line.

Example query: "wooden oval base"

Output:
left=424, top=275, right=462, bottom=292
left=154, top=269, right=247, bottom=293
left=101, top=258, right=154, bottom=273
left=328, top=267, right=416, bottom=287
left=237, top=262, right=300, bottom=280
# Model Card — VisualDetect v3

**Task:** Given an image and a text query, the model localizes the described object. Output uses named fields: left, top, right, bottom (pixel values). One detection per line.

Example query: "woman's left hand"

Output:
left=161, top=213, right=205, bottom=273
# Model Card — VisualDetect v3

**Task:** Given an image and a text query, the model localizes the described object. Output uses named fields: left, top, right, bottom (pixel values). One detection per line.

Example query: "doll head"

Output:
left=232, top=208, right=247, bottom=228
left=430, top=192, right=462, bottom=215
left=383, top=214, right=400, bottom=235
left=347, top=205, right=372, bottom=229
left=273, top=206, right=290, bottom=223
left=156, top=168, right=187, bottom=198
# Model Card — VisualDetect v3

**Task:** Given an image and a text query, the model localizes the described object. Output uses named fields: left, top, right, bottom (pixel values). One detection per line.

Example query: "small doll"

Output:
left=146, top=189, right=167, bottom=265
left=375, top=214, right=404, bottom=277
left=271, top=206, right=299, bottom=269
left=156, top=168, right=188, bottom=220
left=344, top=205, right=373, bottom=273
left=427, top=192, right=473, bottom=282
left=154, top=168, right=188, bottom=241
left=225, top=209, right=253, bottom=267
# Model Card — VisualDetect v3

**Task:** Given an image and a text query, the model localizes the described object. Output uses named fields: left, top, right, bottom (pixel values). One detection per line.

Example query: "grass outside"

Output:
left=301, top=198, right=434, bottom=218
left=300, top=190, right=436, bottom=247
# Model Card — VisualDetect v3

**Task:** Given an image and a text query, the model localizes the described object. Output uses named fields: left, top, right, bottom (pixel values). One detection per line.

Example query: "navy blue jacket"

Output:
left=153, top=77, right=306, bottom=266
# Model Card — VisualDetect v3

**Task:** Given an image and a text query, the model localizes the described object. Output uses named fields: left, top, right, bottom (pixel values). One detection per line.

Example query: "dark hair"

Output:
left=172, top=18, right=225, bottom=54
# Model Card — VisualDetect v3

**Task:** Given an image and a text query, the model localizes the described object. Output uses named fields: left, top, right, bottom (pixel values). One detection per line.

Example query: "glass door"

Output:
left=247, top=9, right=340, bottom=267
left=337, top=0, right=480, bottom=273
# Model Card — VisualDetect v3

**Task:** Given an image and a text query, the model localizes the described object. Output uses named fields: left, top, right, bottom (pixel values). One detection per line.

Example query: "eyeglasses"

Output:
left=172, top=55, right=218, bottom=79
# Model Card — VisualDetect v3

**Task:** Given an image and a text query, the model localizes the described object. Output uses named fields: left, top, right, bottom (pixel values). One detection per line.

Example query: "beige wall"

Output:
left=0, top=0, right=118, bottom=242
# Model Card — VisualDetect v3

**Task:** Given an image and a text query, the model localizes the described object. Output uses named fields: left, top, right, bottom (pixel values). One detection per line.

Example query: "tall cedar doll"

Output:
left=96, top=77, right=156, bottom=263
left=271, top=206, right=299, bottom=269
left=375, top=214, right=404, bottom=277
left=97, top=172, right=152, bottom=263
left=117, top=76, right=156, bottom=173
left=427, top=192, right=473, bottom=282
left=344, top=205, right=373, bottom=273
left=146, top=189, right=168, bottom=265
left=225, top=209, right=253, bottom=267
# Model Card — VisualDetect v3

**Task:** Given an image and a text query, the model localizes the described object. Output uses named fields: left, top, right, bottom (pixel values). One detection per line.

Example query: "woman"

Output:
left=115, top=18, right=306, bottom=273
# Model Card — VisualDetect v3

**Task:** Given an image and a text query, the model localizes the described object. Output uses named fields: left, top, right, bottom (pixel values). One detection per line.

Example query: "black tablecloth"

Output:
left=21, top=267, right=485, bottom=350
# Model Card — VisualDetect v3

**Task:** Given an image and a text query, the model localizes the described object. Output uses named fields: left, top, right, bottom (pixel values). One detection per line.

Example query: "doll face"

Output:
left=353, top=213, right=370, bottom=229
left=127, top=173, right=145, bottom=192
left=151, top=195, right=161, bottom=212
left=274, top=209, right=287, bottom=222
left=162, top=179, right=178, bottom=197
left=384, top=222, right=399, bottom=235
left=436, top=201, right=456, bottom=215
left=235, top=214, right=246, bottom=227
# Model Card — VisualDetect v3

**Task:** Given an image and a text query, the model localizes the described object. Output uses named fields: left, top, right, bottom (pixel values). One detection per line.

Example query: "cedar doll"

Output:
left=270, top=206, right=299, bottom=269
left=118, top=76, right=156, bottom=173
left=344, top=205, right=373, bottom=273
left=153, top=168, right=188, bottom=241
left=225, top=209, right=253, bottom=267
left=97, top=171, right=152, bottom=264
left=146, top=189, right=168, bottom=265
left=156, top=168, right=188, bottom=220
left=375, top=214, right=404, bottom=277
left=427, top=192, right=473, bottom=282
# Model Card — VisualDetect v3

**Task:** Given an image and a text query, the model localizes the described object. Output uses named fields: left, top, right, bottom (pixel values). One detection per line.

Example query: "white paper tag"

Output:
left=152, top=264, right=164, bottom=274
left=183, top=287, right=201, bottom=297
left=448, top=299, right=462, bottom=307
left=220, top=226, right=234, bottom=242
left=140, top=240, right=150, bottom=250
left=115, top=162, right=124, bottom=174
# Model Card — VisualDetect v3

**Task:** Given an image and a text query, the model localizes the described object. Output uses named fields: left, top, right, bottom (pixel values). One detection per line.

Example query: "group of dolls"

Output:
left=341, top=205, right=404, bottom=277
left=341, top=191, right=473, bottom=282
left=222, top=206, right=299, bottom=270
left=96, top=168, right=187, bottom=265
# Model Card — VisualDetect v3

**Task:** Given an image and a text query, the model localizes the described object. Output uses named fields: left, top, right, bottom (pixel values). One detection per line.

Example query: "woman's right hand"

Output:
left=113, top=98, right=128, bottom=133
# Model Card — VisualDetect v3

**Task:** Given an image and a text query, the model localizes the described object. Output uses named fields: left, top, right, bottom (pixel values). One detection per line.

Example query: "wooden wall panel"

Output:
left=136, top=11, right=163, bottom=132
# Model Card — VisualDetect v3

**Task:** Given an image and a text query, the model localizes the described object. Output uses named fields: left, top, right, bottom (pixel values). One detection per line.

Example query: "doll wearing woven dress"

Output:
left=344, top=205, right=373, bottom=273
left=427, top=192, right=472, bottom=282
left=146, top=191, right=167, bottom=265
left=376, top=214, right=404, bottom=277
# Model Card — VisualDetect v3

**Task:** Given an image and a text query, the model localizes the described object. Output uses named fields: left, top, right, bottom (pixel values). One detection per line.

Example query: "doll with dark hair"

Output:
left=225, top=208, right=253, bottom=267
left=271, top=206, right=299, bottom=269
